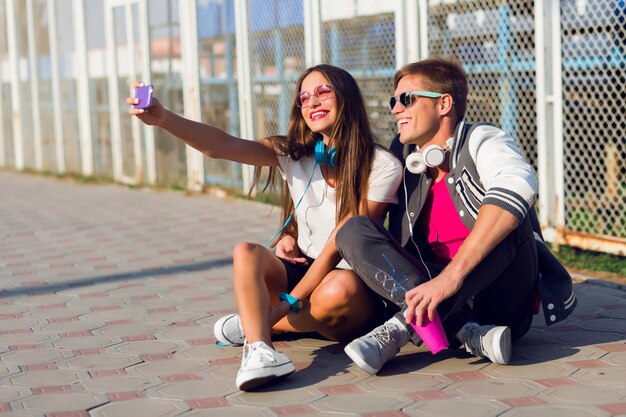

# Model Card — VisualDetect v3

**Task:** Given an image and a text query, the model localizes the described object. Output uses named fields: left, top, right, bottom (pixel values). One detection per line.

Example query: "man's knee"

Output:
left=336, top=215, right=376, bottom=258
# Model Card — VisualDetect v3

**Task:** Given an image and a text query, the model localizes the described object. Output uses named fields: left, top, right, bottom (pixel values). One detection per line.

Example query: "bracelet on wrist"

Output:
left=278, top=292, right=302, bottom=313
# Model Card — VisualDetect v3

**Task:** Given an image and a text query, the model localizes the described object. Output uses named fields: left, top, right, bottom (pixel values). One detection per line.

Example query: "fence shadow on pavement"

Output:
left=0, top=257, right=233, bottom=299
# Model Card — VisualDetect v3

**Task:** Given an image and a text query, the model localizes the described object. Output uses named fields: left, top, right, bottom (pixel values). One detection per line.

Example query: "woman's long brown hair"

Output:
left=251, top=64, right=378, bottom=246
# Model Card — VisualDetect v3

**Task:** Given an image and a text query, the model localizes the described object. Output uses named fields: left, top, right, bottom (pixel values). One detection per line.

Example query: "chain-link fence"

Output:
left=57, top=0, right=82, bottom=173
left=561, top=0, right=625, bottom=243
left=428, top=1, right=538, bottom=169
left=0, top=0, right=624, bottom=255
left=87, top=0, right=114, bottom=177
left=321, top=7, right=397, bottom=145
left=197, top=0, right=242, bottom=188
left=148, top=0, right=187, bottom=188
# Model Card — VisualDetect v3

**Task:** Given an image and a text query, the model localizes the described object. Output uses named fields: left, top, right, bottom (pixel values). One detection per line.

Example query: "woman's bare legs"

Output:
left=232, top=242, right=381, bottom=345
left=273, top=269, right=380, bottom=342
left=232, top=242, right=289, bottom=348
left=231, top=242, right=296, bottom=391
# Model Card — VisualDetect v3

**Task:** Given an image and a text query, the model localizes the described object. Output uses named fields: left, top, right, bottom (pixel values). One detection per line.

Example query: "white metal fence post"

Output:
left=48, top=0, right=66, bottom=173
left=0, top=2, right=5, bottom=167
left=74, top=0, right=94, bottom=176
left=179, top=0, right=204, bottom=192
left=395, top=0, right=423, bottom=69
left=125, top=2, right=142, bottom=183
left=234, top=0, right=254, bottom=193
left=0, top=78, right=3, bottom=166
left=550, top=0, right=565, bottom=243
left=26, top=0, right=43, bottom=170
left=395, top=0, right=407, bottom=68
left=104, top=0, right=122, bottom=182
left=534, top=0, right=564, bottom=243
left=137, top=0, right=155, bottom=184
left=304, top=0, right=322, bottom=67
left=6, top=0, right=24, bottom=170
left=535, top=0, right=552, bottom=238
left=417, top=0, right=428, bottom=59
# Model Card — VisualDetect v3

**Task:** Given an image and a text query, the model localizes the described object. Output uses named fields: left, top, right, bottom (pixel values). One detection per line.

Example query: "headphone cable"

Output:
left=403, top=166, right=433, bottom=281
left=264, top=161, right=318, bottom=248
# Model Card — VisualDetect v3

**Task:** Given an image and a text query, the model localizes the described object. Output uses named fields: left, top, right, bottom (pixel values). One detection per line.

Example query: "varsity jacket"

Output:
left=388, top=120, right=576, bottom=326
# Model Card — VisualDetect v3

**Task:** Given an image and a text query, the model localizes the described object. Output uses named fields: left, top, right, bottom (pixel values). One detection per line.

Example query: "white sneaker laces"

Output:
left=242, top=341, right=277, bottom=366
left=373, top=324, right=393, bottom=347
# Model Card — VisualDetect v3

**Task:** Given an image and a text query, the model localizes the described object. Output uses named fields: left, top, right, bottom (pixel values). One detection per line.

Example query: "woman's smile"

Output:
left=310, top=110, right=329, bottom=121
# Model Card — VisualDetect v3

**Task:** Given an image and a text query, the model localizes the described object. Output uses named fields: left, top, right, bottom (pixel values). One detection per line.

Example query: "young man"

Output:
left=334, top=58, right=576, bottom=374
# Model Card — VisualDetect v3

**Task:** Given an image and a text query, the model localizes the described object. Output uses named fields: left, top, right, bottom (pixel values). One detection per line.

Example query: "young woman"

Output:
left=128, top=65, right=402, bottom=391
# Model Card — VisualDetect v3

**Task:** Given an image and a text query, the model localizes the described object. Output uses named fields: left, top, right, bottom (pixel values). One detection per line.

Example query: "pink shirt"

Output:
left=419, top=174, right=471, bottom=264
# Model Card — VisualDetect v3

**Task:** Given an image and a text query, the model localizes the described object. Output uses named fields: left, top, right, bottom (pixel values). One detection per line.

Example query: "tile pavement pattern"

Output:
left=1, top=170, right=625, bottom=417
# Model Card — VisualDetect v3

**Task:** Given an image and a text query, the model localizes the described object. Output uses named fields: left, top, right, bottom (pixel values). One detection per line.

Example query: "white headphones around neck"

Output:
left=405, top=137, right=455, bottom=174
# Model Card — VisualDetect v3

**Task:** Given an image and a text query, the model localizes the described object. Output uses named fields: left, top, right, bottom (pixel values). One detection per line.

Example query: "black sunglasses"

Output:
left=389, top=90, right=443, bottom=111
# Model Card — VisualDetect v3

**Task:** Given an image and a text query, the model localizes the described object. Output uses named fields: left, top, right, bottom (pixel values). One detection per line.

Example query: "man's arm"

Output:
left=470, top=125, right=537, bottom=222
left=404, top=204, right=519, bottom=326
left=405, top=125, right=537, bottom=326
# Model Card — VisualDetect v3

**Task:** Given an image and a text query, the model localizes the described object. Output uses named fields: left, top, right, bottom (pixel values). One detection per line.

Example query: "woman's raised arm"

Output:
left=128, top=82, right=279, bottom=167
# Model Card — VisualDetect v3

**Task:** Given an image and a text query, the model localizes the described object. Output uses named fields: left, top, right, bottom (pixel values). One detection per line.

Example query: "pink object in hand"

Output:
left=410, top=310, right=449, bottom=354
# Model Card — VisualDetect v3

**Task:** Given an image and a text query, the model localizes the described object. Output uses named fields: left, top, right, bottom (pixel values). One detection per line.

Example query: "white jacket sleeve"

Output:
left=469, top=125, right=538, bottom=222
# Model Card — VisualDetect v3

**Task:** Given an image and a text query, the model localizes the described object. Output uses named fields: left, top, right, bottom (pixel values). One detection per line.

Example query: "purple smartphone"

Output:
left=133, top=85, right=154, bottom=109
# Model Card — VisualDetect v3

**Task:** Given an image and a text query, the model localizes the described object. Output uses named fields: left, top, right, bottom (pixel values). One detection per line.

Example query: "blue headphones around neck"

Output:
left=314, top=136, right=336, bottom=168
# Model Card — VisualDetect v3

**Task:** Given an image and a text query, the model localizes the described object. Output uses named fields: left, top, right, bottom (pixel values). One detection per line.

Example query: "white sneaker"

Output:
left=214, top=314, right=244, bottom=346
left=460, top=324, right=511, bottom=365
left=236, top=341, right=295, bottom=391
left=344, top=316, right=411, bottom=374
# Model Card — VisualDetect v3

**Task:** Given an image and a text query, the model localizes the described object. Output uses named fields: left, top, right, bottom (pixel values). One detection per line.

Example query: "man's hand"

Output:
left=404, top=273, right=462, bottom=326
left=404, top=205, right=520, bottom=326
left=275, top=235, right=308, bottom=265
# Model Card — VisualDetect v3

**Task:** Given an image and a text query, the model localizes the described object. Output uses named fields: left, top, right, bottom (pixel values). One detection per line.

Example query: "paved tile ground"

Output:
left=1, top=170, right=625, bottom=417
